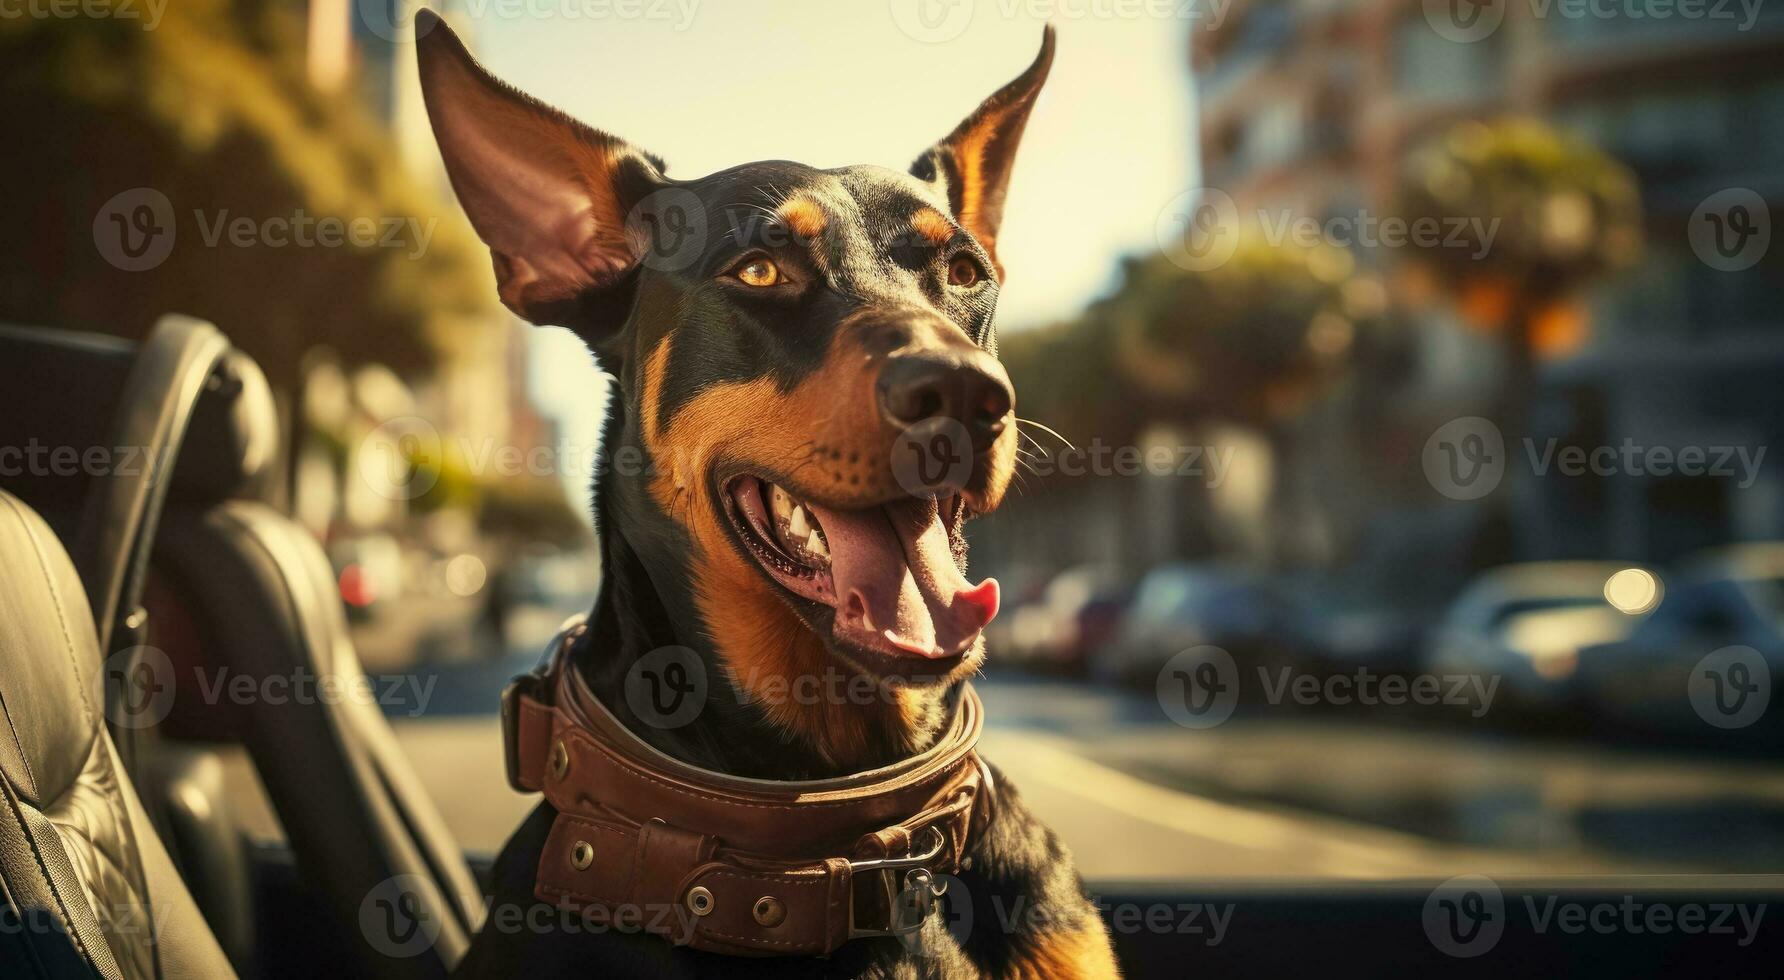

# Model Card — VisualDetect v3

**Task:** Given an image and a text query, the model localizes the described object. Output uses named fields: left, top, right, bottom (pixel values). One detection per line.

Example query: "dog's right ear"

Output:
left=415, top=9, right=667, bottom=335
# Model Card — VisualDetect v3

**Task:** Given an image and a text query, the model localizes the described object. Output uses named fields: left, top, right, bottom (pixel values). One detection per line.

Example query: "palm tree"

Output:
left=1395, top=118, right=1642, bottom=561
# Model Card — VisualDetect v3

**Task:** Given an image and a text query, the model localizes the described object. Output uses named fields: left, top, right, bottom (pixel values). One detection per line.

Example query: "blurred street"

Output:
left=361, top=594, right=1784, bottom=880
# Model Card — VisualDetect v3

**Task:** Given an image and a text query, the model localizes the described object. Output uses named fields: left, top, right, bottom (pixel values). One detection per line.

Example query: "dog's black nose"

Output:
left=877, top=355, right=1013, bottom=447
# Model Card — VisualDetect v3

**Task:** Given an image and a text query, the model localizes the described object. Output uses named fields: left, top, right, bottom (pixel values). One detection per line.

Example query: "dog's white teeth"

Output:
left=760, top=480, right=829, bottom=569
left=770, top=483, right=795, bottom=523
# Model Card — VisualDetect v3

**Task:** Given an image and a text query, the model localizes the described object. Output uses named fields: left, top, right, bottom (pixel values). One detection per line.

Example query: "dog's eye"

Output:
left=734, top=258, right=783, bottom=288
left=947, top=255, right=983, bottom=288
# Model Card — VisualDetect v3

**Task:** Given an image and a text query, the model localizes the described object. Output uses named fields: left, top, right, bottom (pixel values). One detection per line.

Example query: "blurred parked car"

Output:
left=1288, top=512, right=1474, bottom=674
left=1579, top=543, right=1784, bottom=733
left=1098, top=563, right=1299, bottom=687
left=996, top=564, right=1132, bottom=676
left=1424, top=562, right=1654, bottom=712
left=493, top=550, right=602, bottom=653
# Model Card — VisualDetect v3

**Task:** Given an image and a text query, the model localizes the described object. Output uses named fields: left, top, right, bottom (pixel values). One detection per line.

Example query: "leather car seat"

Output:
left=0, top=489, right=237, bottom=979
left=154, top=503, right=484, bottom=978
left=1, top=320, right=483, bottom=979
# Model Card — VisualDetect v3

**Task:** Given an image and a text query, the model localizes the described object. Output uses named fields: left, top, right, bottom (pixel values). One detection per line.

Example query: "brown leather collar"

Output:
left=501, top=623, right=993, bottom=957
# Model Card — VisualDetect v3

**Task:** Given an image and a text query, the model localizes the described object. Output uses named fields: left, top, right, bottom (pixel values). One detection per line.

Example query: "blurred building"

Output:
left=298, top=0, right=563, bottom=543
left=1194, top=0, right=1784, bottom=567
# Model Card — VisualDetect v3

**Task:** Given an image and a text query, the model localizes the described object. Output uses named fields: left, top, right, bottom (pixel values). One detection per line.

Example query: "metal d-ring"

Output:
left=845, top=826, right=949, bottom=941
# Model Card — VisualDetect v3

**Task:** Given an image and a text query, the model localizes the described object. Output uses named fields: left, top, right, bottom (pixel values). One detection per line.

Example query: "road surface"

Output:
left=368, top=662, right=1784, bottom=881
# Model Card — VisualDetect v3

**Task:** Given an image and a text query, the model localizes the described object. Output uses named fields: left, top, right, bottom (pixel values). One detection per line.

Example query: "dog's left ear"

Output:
left=910, top=26, right=1055, bottom=280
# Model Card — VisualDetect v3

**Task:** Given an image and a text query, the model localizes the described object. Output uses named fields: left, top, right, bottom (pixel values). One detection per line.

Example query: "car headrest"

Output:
left=0, top=324, right=280, bottom=508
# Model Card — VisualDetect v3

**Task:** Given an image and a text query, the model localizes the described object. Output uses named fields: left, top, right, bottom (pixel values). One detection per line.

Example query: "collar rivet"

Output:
left=752, top=896, right=786, bottom=927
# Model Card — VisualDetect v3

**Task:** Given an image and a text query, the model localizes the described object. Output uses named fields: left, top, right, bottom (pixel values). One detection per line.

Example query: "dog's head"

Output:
left=416, top=12, right=1049, bottom=736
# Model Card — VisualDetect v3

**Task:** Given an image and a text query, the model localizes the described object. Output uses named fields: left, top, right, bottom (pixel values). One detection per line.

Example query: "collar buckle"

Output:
left=845, top=825, right=949, bottom=941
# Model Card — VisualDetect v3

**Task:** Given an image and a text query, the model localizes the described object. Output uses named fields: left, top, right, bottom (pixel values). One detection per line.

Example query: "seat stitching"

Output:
left=0, top=496, right=46, bottom=799
left=0, top=686, right=38, bottom=802
left=6, top=494, right=100, bottom=729
left=1, top=494, right=136, bottom=974
left=0, top=761, right=101, bottom=968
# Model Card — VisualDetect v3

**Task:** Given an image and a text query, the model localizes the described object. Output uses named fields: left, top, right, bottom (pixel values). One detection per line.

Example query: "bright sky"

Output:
left=462, top=1, right=1198, bottom=508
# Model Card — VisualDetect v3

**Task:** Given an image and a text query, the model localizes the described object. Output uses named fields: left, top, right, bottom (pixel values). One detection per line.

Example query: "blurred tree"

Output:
left=1001, top=233, right=1389, bottom=562
left=1396, top=118, right=1642, bottom=561
left=1110, top=241, right=1382, bottom=431
left=0, top=0, right=495, bottom=391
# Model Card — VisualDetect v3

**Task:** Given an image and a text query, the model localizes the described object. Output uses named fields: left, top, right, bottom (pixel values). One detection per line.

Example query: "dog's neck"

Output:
left=568, top=404, right=954, bottom=781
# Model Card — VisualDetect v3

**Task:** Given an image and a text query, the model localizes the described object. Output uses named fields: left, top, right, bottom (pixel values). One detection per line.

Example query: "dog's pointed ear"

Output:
left=910, top=25, right=1055, bottom=279
left=416, top=9, right=667, bottom=332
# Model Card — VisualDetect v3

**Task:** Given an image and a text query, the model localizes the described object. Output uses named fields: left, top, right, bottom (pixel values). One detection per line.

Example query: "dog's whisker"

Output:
left=1014, top=416, right=1074, bottom=451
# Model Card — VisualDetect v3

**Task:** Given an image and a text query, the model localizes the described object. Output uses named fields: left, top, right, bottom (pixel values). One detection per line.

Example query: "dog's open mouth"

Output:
left=722, top=475, right=1000, bottom=667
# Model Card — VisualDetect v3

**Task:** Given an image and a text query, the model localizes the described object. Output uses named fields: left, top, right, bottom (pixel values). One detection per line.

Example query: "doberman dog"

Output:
left=415, top=10, right=1117, bottom=978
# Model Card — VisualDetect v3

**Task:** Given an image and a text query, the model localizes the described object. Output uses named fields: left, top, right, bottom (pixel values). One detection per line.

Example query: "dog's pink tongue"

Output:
left=807, top=499, right=999, bottom=658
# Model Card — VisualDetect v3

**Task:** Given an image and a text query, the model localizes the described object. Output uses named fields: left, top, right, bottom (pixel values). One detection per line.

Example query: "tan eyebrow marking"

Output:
left=910, top=207, right=956, bottom=247
left=776, top=196, right=828, bottom=240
